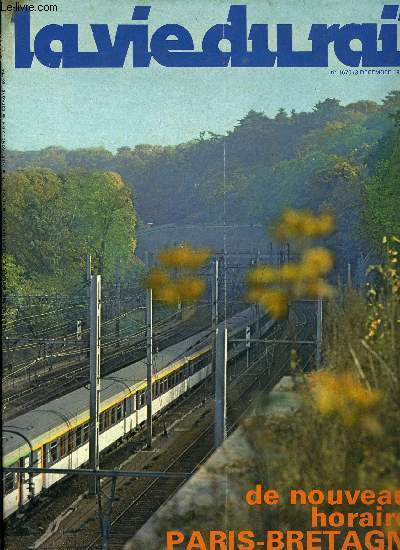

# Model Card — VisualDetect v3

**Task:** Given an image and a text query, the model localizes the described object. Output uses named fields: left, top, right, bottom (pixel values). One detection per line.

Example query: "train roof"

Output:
left=3, top=307, right=257, bottom=463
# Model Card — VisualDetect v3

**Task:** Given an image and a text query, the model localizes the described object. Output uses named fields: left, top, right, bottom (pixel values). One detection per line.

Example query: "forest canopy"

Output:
left=4, top=91, right=400, bottom=297
left=3, top=169, right=137, bottom=295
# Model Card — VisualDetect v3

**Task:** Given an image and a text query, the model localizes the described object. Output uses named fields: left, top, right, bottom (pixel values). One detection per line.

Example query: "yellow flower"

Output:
left=301, top=279, right=333, bottom=299
left=246, top=286, right=268, bottom=302
left=273, top=208, right=334, bottom=240
left=144, top=268, right=171, bottom=290
left=302, top=247, right=334, bottom=276
left=176, top=276, right=205, bottom=301
left=317, top=211, right=335, bottom=236
left=347, top=382, right=380, bottom=407
left=280, top=263, right=301, bottom=281
left=247, top=266, right=278, bottom=284
left=153, top=283, right=180, bottom=305
left=273, top=208, right=308, bottom=240
left=310, top=371, right=380, bottom=425
left=157, top=245, right=210, bottom=269
left=301, top=217, right=321, bottom=238
left=258, top=289, right=289, bottom=318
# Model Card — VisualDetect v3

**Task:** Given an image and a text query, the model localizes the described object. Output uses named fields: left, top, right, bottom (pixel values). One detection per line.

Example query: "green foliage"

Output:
left=5, top=91, right=399, bottom=257
left=363, top=123, right=400, bottom=250
left=3, top=168, right=137, bottom=293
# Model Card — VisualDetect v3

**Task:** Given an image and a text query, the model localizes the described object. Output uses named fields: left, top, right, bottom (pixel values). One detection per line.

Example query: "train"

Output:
left=3, top=306, right=272, bottom=519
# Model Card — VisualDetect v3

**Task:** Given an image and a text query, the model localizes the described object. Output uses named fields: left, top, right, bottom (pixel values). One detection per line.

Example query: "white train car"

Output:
left=3, top=307, right=273, bottom=519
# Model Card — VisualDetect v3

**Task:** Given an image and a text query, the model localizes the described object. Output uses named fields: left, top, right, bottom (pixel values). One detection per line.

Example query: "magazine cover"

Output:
left=2, top=1, right=399, bottom=549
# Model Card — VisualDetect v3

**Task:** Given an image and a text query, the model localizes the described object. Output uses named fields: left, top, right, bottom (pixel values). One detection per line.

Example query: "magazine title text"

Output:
left=13, top=4, right=400, bottom=69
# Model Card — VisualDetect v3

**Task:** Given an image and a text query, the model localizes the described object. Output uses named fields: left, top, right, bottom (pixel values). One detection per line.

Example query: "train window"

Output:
left=110, top=407, right=116, bottom=425
left=126, top=394, right=135, bottom=415
left=4, top=471, right=15, bottom=494
left=99, top=414, right=105, bottom=433
left=32, top=450, right=41, bottom=475
left=50, top=440, right=59, bottom=463
left=116, top=404, right=123, bottom=421
left=138, top=390, right=146, bottom=408
left=83, top=423, right=89, bottom=443
left=104, top=410, right=111, bottom=430
left=60, top=434, right=67, bottom=458
left=68, top=430, right=75, bottom=453
left=76, top=426, right=83, bottom=447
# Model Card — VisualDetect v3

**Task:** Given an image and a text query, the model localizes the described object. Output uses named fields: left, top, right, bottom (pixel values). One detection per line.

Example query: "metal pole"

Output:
left=86, top=255, right=92, bottom=359
left=316, top=297, right=323, bottom=369
left=145, top=252, right=153, bottom=449
left=115, top=257, right=121, bottom=347
left=98, top=476, right=117, bottom=550
left=76, top=320, right=82, bottom=342
left=347, top=262, right=352, bottom=289
left=77, top=319, right=83, bottom=361
left=212, top=258, right=219, bottom=371
left=89, top=275, right=101, bottom=495
left=215, top=327, right=227, bottom=448
left=255, top=250, right=261, bottom=337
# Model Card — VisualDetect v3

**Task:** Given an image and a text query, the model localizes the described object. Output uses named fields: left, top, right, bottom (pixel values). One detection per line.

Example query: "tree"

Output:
left=363, top=126, right=400, bottom=248
left=3, top=168, right=137, bottom=292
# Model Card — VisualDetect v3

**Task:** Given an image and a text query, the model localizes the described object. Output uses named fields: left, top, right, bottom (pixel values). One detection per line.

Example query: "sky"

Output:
left=3, top=0, right=399, bottom=152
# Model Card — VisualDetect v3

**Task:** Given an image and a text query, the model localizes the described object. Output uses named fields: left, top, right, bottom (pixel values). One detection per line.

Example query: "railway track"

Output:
left=4, top=304, right=314, bottom=550
left=3, top=309, right=212, bottom=421
left=99, top=428, right=215, bottom=550
left=86, top=327, right=291, bottom=550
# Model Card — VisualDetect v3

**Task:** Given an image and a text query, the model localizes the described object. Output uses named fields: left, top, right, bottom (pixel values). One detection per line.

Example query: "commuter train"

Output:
left=3, top=307, right=272, bottom=519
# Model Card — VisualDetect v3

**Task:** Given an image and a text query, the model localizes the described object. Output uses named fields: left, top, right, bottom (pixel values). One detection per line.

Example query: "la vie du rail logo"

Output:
left=10, top=4, right=400, bottom=69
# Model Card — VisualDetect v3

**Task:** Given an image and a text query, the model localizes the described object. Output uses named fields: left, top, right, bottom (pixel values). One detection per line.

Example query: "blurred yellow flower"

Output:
left=246, top=285, right=267, bottom=303
left=273, top=208, right=334, bottom=241
left=258, top=289, right=289, bottom=318
left=144, top=268, right=170, bottom=290
left=280, top=263, right=300, bottom=281
left=302, top=247, right=333, bottom=275
left=300, top=279, right=333, bottom=299
left=246, top=209, right=335, bottom=318
left=153, top=283, right=180, bottom=305
left=318, top=211, right=335, bottom=235
left=247, top=265, right=278, bottom=284
left=310, top=371, right=380, bottom=427
left=176, top=276, right=205, bottom=301
left=157, top=245, right=211, bottom=269
left=144, top=244, right=210, bottom=304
